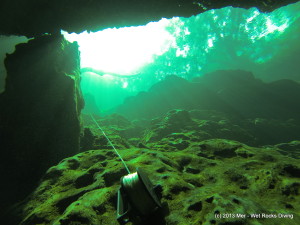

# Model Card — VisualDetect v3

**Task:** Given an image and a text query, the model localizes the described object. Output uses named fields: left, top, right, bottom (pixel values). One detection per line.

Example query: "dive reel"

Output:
left=117, top=168, right=168, bottom=224
left=89, top=115, right=167, bottom=224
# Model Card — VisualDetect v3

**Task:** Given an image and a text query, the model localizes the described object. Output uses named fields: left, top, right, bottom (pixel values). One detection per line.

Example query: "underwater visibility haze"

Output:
left=62, top=2, right=300, bottom=114
left=1, top=2, right=300, bottom=225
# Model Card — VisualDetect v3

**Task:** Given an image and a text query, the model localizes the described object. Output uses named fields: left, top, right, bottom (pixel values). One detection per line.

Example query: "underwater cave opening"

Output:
left=60, top=2, right=300, bottom=115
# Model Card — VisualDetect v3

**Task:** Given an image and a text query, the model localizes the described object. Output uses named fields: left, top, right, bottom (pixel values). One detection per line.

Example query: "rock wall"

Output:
left=0, top=34, right=84, bottom=222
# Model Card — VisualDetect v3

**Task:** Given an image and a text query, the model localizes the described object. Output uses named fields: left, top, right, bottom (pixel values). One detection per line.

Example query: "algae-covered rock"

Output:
left=20, top=138, right=300, bottom=225
left=140, top=109, right=299, bottom=148
left=81, top=114, right=143, bottom=150
left=275, top=141, right=300, bottom=159
left=79, top=109, right=300, bottom=159
left=15, top=110, right=300, bottom=224
left=142, top=109, right=195, bottom=143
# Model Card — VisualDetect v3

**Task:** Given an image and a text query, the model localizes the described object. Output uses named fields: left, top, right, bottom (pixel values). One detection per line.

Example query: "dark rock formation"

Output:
left=81, top=93, right=101, bottom=115
left=114, top=70, right=300, bottom=120
left=81, top=113, right=143, bottom=150
left=80, top=128, right=96, bottom=152
left=275, top=140, right=300, bottom=159
left=194, top=70, right=300, bottom=119
left=116, top=75, right=239, bottom=119
left=0, top=34, right=84, bottom=223
left=0, top=0, right=299, bottom=37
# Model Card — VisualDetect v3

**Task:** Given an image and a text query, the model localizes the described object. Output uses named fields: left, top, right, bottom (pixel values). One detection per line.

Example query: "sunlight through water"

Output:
left=62, top=19, right=176, bottom=75
left=60, top=2, right=300, bottom=113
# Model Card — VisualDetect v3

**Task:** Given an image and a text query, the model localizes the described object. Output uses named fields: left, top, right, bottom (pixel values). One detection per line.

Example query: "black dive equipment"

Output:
left=90, top=114, right=167, bottom=224
left=117, top=168, right=166, bottom=224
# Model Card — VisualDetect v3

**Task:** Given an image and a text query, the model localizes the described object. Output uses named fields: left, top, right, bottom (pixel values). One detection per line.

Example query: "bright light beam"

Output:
left=62, top=18, right=175, bottom=75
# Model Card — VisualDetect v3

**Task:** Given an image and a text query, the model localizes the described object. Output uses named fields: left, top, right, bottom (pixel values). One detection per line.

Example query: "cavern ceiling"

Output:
left=0, top=0, right=299, bottom=37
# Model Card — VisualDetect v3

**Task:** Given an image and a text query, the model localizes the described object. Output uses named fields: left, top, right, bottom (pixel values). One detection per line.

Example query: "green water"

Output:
left=63, top=2, right=300, bottom=114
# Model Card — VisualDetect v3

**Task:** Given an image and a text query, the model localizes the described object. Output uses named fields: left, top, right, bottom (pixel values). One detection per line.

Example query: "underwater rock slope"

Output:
left=114, top=70, right=300, bottom=120
left=21, top=113, right=300, bottom=225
